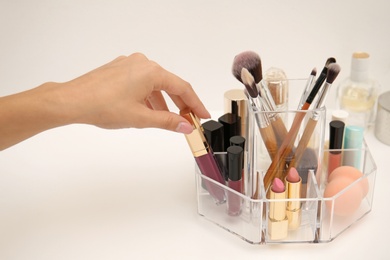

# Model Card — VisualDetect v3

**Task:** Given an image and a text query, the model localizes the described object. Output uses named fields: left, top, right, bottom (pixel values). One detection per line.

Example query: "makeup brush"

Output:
left=257, top=80, right=288, bottom=144
left=232, top=51, right=263, bottom=83
left=298, top=68, right=317, bottom=109
left=288, top=63, right=341, bottom=173
left=241, top=68, right=278, bottom=160
left=262, top=58, right=337, bottom=190
left=232, top=51, right=288, bottom=143
left=303, top=57, right=336, bottom=109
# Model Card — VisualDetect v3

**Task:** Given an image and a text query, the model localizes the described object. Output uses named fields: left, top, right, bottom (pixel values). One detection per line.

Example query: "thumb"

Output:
left=140, top=109, right=193, bottom=134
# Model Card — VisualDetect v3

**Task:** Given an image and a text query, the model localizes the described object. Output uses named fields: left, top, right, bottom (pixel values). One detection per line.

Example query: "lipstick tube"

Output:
left=224, top=89, right=248, bottom=141
left=218, top=113, right=241, bottom=152
left=181, top=109, right=226, bottom=204
left=227, top=145, right=243, bottom=216
left=285, top=168, right=302, bottom=230
left=268, top=178, right=288, bottom=240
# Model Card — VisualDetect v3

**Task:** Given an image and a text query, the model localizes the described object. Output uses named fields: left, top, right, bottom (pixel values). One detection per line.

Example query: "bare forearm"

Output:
left=0, top=82, right=75, bottom=150
left=0, top=54, right=210, bottom=151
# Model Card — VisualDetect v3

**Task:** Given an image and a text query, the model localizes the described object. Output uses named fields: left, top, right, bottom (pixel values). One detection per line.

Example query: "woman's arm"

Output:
left=0, top=53, right=210, bottom=151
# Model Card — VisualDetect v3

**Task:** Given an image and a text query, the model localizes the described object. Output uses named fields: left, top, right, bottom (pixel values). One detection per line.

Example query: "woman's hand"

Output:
left=64, top=53, right=210, bottom=132
left=0, top=53, right=210, bottom=150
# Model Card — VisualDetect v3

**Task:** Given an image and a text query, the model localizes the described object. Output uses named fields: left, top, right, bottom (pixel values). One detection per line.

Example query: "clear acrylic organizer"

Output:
left=194, top=79, right=377, bottom=244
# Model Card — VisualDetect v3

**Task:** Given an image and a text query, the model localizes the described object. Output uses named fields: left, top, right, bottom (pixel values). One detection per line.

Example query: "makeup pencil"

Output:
left=241, top=68, right=278, bottom=160
left=262, top=58, right=337, bottom=191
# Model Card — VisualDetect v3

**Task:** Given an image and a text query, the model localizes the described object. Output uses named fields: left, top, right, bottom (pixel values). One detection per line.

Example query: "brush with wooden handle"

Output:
left=232, top=51, right=288, bottom=145
left=241, top=68, right=278, bottom=160
left=288, top=63, right=341, bottom=170
left=262, top=58, right=336, bottom=191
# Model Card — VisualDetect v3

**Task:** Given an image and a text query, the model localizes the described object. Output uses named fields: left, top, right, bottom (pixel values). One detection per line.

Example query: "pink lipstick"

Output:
left=268, top=178, right=288, bottom=240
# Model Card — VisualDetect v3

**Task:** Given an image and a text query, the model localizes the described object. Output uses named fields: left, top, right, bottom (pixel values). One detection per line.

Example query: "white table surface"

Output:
left=0, top=112, right=388, bottom=260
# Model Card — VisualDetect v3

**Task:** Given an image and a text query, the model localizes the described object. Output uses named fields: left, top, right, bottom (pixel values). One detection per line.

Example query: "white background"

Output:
left=0, top=1, right=389, bottom=259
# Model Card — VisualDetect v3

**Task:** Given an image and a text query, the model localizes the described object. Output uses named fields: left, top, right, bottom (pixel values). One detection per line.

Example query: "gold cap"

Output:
left=181, top=109, right=209, bottom=157
left=224, top=89, right=248, bottom=138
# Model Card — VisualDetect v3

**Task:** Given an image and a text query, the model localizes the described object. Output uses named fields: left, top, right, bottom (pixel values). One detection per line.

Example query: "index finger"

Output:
left=152, top=65, right=211, bottom=119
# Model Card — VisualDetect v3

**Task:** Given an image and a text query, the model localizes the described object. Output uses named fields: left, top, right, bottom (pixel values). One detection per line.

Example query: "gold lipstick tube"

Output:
left=285, top=177, right=302, bottom=230
left=268, top=186, right=288, bottom=240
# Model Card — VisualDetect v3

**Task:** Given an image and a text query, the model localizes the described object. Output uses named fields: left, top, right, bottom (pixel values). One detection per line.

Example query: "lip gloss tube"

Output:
left=227, top=145, right=243, bottom=216
left=268, top=178, right=288, bottom=240
left=328, top=120, right=345, bottom=176
left=181, top=109, right=226, bottom=204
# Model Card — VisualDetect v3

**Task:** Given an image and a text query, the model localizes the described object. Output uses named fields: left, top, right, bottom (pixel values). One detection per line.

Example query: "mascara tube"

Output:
left=181, top=109, right=226, bottom=204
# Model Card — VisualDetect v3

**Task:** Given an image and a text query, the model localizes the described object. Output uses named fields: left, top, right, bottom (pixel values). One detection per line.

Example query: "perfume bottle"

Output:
left=336, top=52, right=380, bottom=129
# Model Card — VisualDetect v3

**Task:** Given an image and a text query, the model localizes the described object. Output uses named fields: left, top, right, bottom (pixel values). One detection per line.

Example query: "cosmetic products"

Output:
left=230, top=135, right=245, bottom=149
left=325, top=166, right=368, bottom=217
left=331, top=109, right=349, bottom=123
left=224, top=89, right=248, bottom=140
left=375, top=91, right=390, bottom=145
left=218, top=113, right=241, bottom=151
left=285, top=167, right=302, bottom=230
left=295, top=148, right=317, bottom=198
left=337, top=52, right=380, bottom=129
left=227, top=145, right=244, bottom=216
left=264, top=67, right=289, bottom=113
left=241, top=68, right=278, bottom=160
left=181, top=109, right=226, bottom=203
left=328, top=166, right=369, bottom=198
left=328, top=120, right=345, bottom=176
left=230, top=135, right=246, bottom=194
left=263, top=62, right=340, bottom=190
left=298, top=68, right=317, bottom=109
left=194, top=52, right=377, bottom=244
left=343, top=125, right=364, bottom=169
left=268, top=178, right=288, bottom=240
left=202, top=120, right=225, bottom=152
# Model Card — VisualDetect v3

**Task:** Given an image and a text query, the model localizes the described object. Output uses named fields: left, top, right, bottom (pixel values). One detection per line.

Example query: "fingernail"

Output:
left=176, top=122, right=193, bottom=134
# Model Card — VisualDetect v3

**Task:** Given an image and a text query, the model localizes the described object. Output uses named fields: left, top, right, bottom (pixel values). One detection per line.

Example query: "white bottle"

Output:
left=336, top=52, right=380, bottom=129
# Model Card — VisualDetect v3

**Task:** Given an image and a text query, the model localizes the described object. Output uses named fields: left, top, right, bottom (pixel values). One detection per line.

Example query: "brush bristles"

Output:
left=311, top=67, right=317, bottom=76
left=325, top=57, right=336, bottom=67
left=232, top=51, right=262, bottom=83
left=326, top=63, right=341, bottom=84
left=241, top=68, right=258, bottom=98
